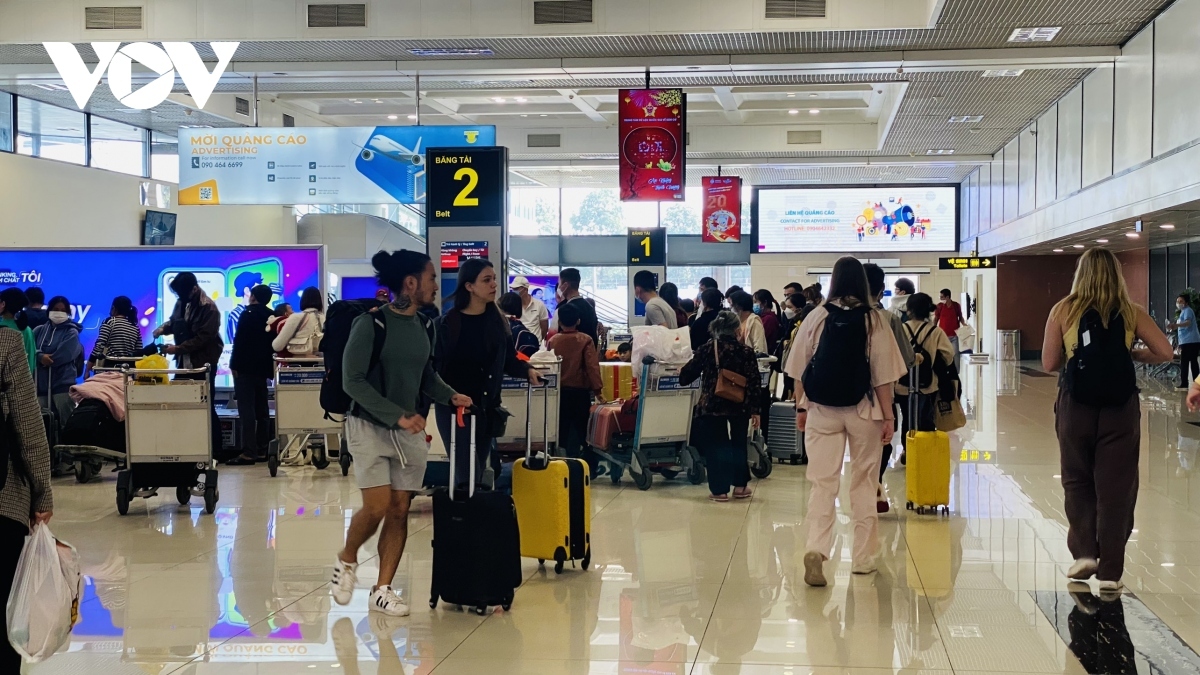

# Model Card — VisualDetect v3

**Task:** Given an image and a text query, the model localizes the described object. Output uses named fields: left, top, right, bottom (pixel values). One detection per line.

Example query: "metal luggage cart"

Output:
left=497, top=358, right=560, bottom=457
left=268, top=356, right=346, bottom=477
left=58, top=356, right=141, bottom=483
left=595, top=357, right=704, bottom=491
left=114, top=366, right=219, bottom=515
left=748, top=356, right=775, bottom=479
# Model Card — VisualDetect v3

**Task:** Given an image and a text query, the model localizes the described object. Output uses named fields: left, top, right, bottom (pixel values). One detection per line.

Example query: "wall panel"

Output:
left=1036, top=106, right=1058, bottom=208
left=1018, top=125, right=1037, bottom=215
left=1057, top=87, right=1084, bottom=197
left=1154, top=0, right=1200, bottom=156
left=1082, top=67, right=1115, bottom=187
left=1003, top=136, right=1019, bottom=222
left=1114, top=26, right=1154, bottom=173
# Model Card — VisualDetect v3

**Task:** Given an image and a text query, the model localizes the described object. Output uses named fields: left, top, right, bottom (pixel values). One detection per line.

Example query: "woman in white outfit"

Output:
left=784, top=256, right=906, bottom=587
left=273, top=287, right=325, bottom=356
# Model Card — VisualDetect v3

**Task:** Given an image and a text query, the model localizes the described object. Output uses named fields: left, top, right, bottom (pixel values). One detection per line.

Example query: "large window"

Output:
left=17, top=98, right=86, bottom=165
left=0, top=94, right=11, bottom=152
left=150, top=130, right=179, bottom=182
left=575, top=266, right=629, bottom=323
left=509, top=188, right=559, bottom=236
left=562, top=188, right=658, bottom=235
left=90, top=116, right=146, bottom=176
left=659, top=189, right=703, bottom=234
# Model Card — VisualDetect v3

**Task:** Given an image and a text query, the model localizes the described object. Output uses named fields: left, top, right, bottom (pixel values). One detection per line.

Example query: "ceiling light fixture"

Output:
left=1008, top=27, right=1062, bottom=42
left=1072, top=244, right=1085, bottom=248
left=515, top=97, right=527, bottom=103
left=1053, top=248, right=1064, bottom=252
left=926, top=149, right=955, bottom=155
left=1126, top=232, right=1140, bottom=238
left=386, top=114, right=398, bottom=120
left=1096, top=239, right=1109, bottom=243
left=1161, top=223, right=1176, bottom=229
left=492, top=97, right=505, bottom=103
left=1162, top=562, right=1176, bottom=567
left=809, top=109, right=820, bottom=114
left=408, top=47, right=494, bottom=57
left=948, top=115, right=984, bottom=123
left=786, top=93, right=795, bottom=97
left=982, top=69, right=1025, bottom=78
left=788, top=109, right=799, bottom=115
left=809, top=93, right=819, bottom=98
left=407, top=114, right=418, bottom=120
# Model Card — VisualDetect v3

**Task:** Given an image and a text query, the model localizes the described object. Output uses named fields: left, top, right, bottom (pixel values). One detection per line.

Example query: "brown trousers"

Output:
left=1054, top=388, right=1140, bottom=582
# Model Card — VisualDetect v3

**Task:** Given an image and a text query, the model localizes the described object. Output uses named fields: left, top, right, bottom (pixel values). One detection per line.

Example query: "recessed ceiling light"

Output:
left=386, top=115, right=398, bottom=120
left=786, top=93, right=795, bottom=97
left=408, top=47, right=494, bottom=57
left=407, top=114, right=418, bottom=120
left=492, top=97, right=505, bottom=103
left=1162, top=562, right=1176, bottom=567
left=926, top=149, right=955, bottom=155
left=1161, top=223, right=1176, bottom=229
left=1008, top=27, right=1062, bottom=42
left=948, top=115, right=984, bottom=123
left=539, top=114, right=548, bottom=117
left=1126, top=232, right=1140, bottom=238
left=373, top=99, right=381, bottom=103
left=1072, top=244, right=1085, bottom=248
left=788, top=109, right=799, bottom=115
left=520, top=114, right=527, bottom=117
left=809, top=93, right=819, bottom=98
left=982, top=69, right=1025, bottom=78
left=515, top=97, right=527, bottom=103
left=809, top=109, right=820, bottom=114
left=1053, top=248, right=1064, bottom=252
left=1096, top=239, right=1109, bottom=243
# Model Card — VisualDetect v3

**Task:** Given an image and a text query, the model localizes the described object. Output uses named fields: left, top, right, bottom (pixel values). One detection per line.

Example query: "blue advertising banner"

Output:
left=178, top=125, right=496, bottom=205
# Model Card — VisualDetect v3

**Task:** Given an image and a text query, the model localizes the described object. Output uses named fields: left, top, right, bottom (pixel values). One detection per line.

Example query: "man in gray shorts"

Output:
left=332, top=249, right=471, bottom=617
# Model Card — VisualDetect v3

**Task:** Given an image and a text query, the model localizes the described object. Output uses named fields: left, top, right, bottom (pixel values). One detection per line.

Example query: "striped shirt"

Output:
left=90, top=316, right=143, bottom=363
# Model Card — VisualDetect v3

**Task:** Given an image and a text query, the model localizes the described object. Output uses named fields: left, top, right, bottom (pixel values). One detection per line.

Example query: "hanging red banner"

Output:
left=701, top=176, right=742, bottom=243
left=618, top=88, right=686, bottom=202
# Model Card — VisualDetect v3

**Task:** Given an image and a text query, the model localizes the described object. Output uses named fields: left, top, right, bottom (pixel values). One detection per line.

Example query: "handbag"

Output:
left=487, top=405, right=513, bottom=438
left=713, top=342, right=748, bottom=403
left=934, top=394, right=967, bottom=431
left=287, top=312, right=324, bottom=356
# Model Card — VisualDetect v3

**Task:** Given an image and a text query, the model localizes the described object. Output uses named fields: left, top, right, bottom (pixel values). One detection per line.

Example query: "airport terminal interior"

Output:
left=7, top=0, right=1200, bottom=672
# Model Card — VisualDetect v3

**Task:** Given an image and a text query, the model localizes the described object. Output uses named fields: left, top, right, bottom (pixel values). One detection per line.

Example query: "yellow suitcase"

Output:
left=903, top=371, right=951, bottom=514
left=511, top=385, right=592, bottom=573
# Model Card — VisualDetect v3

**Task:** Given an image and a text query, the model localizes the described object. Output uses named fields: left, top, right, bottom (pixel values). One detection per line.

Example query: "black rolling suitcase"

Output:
left=429, top=407, right=522, bottom=615
left=61, top=399, right=126, bottom=452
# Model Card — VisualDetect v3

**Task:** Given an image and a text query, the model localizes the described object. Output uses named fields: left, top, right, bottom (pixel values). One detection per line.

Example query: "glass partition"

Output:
left=17, top=97, right=86, bottom=165
left=91, top=116, right=146, bottom=176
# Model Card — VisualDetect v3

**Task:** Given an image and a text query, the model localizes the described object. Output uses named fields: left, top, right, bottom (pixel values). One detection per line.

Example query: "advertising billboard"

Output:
left=618, top=89, right=686, bottom=202
left=0, top=248, right=322, bottom=386
left=178, top=125, right=495, bottom=205
left=755, top=186, right=958, bottom=253
left=701, top=176, right=742, bottom=243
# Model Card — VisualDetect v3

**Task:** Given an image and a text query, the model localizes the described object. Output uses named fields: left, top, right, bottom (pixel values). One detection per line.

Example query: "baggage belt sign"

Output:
left=502, top=374, right=558, bottom=390
left=277, top=370, right=324, bottom=386
left=655, top=375, right=699, bottom=391
left=939, top=256, right=996, bottom=270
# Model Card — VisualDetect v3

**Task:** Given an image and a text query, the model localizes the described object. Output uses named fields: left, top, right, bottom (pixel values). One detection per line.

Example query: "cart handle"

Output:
left=274, top=356, right=324, bottom=364
left=123, top=367, right=211, bottom=376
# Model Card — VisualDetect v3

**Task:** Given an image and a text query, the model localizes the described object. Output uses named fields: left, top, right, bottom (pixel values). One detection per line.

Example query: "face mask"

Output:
left=49, top=311, right=69, bottom=324
left=753, top=305, right=762, bottom=315
left=785, top=308, right=797, bottom=319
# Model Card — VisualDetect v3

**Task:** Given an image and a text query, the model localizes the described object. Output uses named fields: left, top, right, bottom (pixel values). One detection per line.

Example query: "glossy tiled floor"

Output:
left=24, top=360, right=1200, bottom=674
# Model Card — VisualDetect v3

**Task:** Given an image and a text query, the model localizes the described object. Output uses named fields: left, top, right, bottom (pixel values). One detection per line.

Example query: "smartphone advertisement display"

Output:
left=618, top=89, right=686, bottom=202
left=178, top=125, right=495, bottom=206
left=755, top=186, right=957, bottom=253
left=0, top=248, right=322, bottom=386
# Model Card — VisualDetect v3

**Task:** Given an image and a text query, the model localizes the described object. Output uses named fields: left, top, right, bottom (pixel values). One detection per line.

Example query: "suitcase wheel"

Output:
left=537, top=559, right=545, bottom=567
left=429, top=598, right=438, bottom=609
left=582, top=548, right=591, bottom=571
left=474, top=606, right=487, bottom=616
left=501, top=602, right=511, bottom=611
left=555, top=560, right=564, bottom=574
left=905, top=501, right=913, bottom=511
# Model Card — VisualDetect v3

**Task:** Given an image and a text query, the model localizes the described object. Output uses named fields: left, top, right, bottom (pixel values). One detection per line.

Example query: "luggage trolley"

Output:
left=58, top=356, right=141, bottom=483
left=596, top=357, right=703, bottom=491
left=497, top=357, right=560, bottom=457
left=114, top=366, right=219, bottom=515
left=268, top=356, right=346, bottom=477
left=747, top=356, right=775, bottom=479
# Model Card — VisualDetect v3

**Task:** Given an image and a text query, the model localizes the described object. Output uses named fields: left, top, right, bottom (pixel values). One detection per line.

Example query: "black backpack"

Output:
left=1063, top=308, right=1137, bottom=406
left=899, top=323, right=935, bottom=390
left=802, top=304, right=873, bottom=407
left=318, top=299, right=434, bottom=420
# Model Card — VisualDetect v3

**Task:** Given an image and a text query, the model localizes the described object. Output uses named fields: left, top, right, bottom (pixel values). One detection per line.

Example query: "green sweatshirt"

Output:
left=0, top=318, right=35, bottom=375
left=342, top=308, right=457, bottom=428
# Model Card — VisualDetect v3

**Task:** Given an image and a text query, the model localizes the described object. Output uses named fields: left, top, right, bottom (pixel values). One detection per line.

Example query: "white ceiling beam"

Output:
left=557, top=89, right=606, bottom=123
left=712, top=87, right=744, bottom=124
left=509, top=156, right=993, bottom=170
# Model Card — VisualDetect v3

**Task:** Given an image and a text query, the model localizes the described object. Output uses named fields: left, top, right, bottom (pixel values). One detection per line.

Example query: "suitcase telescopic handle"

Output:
left=449, top=406, right=477, bottom=500
left=908, top=363, right=919, bottom=430
left=523, top=379, right=552, bottom=465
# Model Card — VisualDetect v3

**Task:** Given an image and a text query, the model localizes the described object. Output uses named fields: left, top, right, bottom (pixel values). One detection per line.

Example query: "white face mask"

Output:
left=785, top=308, right=797, bottom=319
left=49, top=311, right=69, bottom=325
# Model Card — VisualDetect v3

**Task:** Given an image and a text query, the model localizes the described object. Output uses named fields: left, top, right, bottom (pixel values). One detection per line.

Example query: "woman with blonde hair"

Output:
left=1042, top=247, right=1172, bottom=592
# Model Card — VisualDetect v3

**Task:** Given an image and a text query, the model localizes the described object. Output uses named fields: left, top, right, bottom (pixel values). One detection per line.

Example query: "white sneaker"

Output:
left=331, top=557, right=358, bottom=606
left=803, top=551, right=827, bottom=587
left=370, top=585, right=410, bottom=617
left=1098, top=579, right=1124, bottom=592
left=1067, top=558, right=1098, bottom=580
left=851, top=560, right=878, bottom=575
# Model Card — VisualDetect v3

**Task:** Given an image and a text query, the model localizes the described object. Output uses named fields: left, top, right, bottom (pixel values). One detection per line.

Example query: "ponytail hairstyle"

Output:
left=372, top=249, right=432, bottom=308
left=753, top=289, right=782, bottom=316
left=112, top=296, right=138, bottom=326
left=0, top=288, right=29, bottom=329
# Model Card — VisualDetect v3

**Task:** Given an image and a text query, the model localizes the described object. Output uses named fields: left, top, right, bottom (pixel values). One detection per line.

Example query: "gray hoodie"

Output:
left=34, top=320, right=83, bottom=396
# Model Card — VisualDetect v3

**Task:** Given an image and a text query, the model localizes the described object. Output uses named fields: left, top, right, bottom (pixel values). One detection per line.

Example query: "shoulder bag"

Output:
left=713, top=341, right=748, bottom=403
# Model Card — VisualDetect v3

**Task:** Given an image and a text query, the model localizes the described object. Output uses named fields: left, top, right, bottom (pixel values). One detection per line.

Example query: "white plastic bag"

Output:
left=7, top=525, right=80, bottom=663
left=631, top=326, right=692, bottom=366
left=956, top=323, right=977, bottom=351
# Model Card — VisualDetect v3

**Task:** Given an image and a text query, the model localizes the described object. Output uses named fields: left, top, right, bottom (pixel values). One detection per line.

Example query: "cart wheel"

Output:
left=204, top=485, right=218, bottom=514
left=267, top=452, right=279, bottom=478
left=116, top=488, right=129, bottom=515
left=632, top=467, right=652, bottom=491
left=75, top=461, right=94, bottom=484
left=474, top=606, right=487, bottom=616
left=659, top=469, right=679, bottom=480
left=609, top=464, right=623, bottom=484
left=687, top=462, right=706, bottom=485
left=339, top=450, right=351, bottom=476
left=312, top=445, right=330, bottom=470
left=751, top=456, right=773, bottom=479
left=582, top=548, right=591, bottom=571
left=790, top=457, right=801, bottom=466
left=176, top=485, right=191, bottom=505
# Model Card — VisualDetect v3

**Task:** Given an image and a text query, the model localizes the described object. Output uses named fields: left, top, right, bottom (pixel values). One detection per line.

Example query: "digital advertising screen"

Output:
left=340, top=275, right=387, bottom=301
left=0, top=247, right=322, bottom=387
left=509, top=275, right=558, bottom=320
left=438, top=240, right=489, bottom=312
left=618, top=89, right=686, bottom=202
left=178, top=125, right=496, bottom=206
left=755, top=186, right=958, bottom=253
left=701, top=176, right=742, bottom=243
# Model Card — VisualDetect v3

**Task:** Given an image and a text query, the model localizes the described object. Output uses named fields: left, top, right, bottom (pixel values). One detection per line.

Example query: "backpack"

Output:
left=318, top=299, right=433, bottom=420
left=1063, top=308, right=1137, bottom=407
left=898, top=323, right=935, bottom=390
left=801, top=304, right=873, bottom=407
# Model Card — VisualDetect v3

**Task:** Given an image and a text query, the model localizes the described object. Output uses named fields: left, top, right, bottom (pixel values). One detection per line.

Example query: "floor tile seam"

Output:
left=691, top=491, right=758, bottom=671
